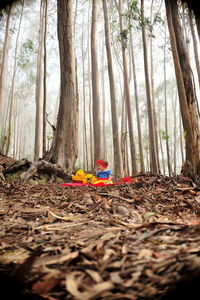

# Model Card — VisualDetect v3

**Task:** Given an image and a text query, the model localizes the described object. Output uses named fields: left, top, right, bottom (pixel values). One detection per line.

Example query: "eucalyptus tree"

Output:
left=102, top=0, right=123, bottom=177
left=141, top=0, right=159, bottom=174
left=172, top=92, right=177, bottom=174
left=47, top=0, right=78, bottom=174
left=149, top=0, right=161, bottom=173
left=183, top=0, right=200, bottom=40
left=34, top=0, right=46, bottom=161
left=6, top=0, right=24, bottom=156
left=165, top=0, right=200, bottom=178
left=101, top=33, right=107, bottom=161
left=188, top=10, right=200, bottom=87
left=81, top=10, right=89, bottom=170
left=116, top=0, right=137, bottom=175
left=43, top=0, right=48, bottom=156
left=0, top=4, right=13, bottom=153
left=91, top=0, right=102, bottom=163
left=130, top=34, right=145, bottom=173
left=163, top=24, right=171, bottom=176
left=87, top=2, right=94, bottom=169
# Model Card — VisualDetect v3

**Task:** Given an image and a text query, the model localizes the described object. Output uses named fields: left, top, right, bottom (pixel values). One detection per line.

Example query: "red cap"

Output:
left=96, top=160, right=108, bottom=168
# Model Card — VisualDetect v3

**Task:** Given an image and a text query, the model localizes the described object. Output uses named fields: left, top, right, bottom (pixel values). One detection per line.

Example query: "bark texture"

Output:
left=47, top=0, right=78, bottom=174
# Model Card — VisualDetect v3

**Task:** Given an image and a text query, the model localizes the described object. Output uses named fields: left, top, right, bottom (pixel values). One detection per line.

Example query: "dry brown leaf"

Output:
left=31, top=271, right=61, bottom=294
left=122, top=244, right=128, bottom=254
left=138, top=249, right=153, bottom=260
left=85, top=269, right=102, bottom=283
left=65, top=271, right=114, bottom=300
left=102, top=248, right=116, bottom=261
left=0, top=247, right=29, bottom=264
left=110, top=272, right=123, bottom=284
left=65, top=271, right=84, bottom=299
left=33, top=251, right=79, bottom=267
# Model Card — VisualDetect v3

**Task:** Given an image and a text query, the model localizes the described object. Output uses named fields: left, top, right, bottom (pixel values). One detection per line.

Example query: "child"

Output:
left=96, top=159, right=112, bottom=181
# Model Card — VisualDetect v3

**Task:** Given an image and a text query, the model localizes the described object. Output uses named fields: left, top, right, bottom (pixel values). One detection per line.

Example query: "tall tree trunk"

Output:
left=179, top=111, right=184, bottom=165
left=165, top=0, right=200, bottom=177
left=47, top=0, right=78, bottom=174
left=189, top=10, right=200, bottom=87
left=43, top=0, right=48, bottom=156
left=130, top=34, right=145, bottom=173
left=87, top=1, right=93, bottom=170
left=172, top=92, right=177, bottom=175
left=101, top=34, right=107, bottom=160
left=6, top=1, right=24, bottom=156
left=117, top=0, right=137, bottom=175
left=103, top=0, right=123, bottom=178
left=141, top=0, right=159, bottom=174
left=81, top=11, right=88, bottom=170
left=91, top=0, right=102, bottom=162
left=156, top=98, right=164, bottom=174
left=150, top=0, right=160, bottom=173
left=163, top=25, right=171, bottom=176
left=121, top=92, right=128, bottom=175
left=34, top=0, right=45, bottom=161
left=73, top=0, right=78, bottom=36
left=0, top=5, right=12, bottom=153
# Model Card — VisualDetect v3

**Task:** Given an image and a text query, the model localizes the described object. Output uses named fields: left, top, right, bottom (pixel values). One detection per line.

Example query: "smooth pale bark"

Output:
left=163, top=25, right=171, bottom=176
left=81, top=11, right=88, bottom=170
left=0, top=5, right=12, bottom=153
left=103, top=0, right=123, bottom=177
left=47, top=0, right=78, bottom=174
left=121, top=92, right=128, bottom=175
left=130, top=34, right=145, bottom=173
left=73, top=0, right=78, bottom=36
left=149, top=0, right=160, bottom=173
left=141, top=0, right=159, bottom=175
left=6, top=1, right=24, bottom=156
left=0, top=5, right=12, bottom=109
left=101, top=35, right=107, bottom=160
left=117, top=0, right=137, bottom=175
left=43, top=0, right=48, bottom=156
left=157, top=97, right=165, bottom=174
left=91, top=0, right=102, bottom=163
left=87, top=2, right=93, bottom=169
left=179, top=111, right=184, bottom=164
left=34, top=0, right=45, bottom=161
left=172, top=92, right=177, bottom=174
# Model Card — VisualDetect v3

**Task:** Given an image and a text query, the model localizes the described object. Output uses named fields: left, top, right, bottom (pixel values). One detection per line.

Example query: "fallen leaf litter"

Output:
left=0, top=175, right=200, bottom=299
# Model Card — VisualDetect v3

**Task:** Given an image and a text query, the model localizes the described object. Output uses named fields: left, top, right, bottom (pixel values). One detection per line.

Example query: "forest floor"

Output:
left=0, top=154, right=200, bottom=300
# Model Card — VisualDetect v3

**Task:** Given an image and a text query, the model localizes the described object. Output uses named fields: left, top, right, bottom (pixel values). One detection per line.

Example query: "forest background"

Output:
left=0, top=0, right=200, bottom=179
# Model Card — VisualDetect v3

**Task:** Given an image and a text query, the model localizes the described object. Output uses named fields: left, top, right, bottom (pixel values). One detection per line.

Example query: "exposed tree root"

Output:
left=19, top=159, right=71, bottom=182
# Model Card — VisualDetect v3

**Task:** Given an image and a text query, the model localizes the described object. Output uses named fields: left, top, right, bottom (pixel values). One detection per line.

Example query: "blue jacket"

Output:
left=96, top=169, right=112, bottom=179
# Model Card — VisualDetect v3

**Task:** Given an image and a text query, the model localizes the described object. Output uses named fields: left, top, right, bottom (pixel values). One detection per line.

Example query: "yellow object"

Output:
left=72, top=169, right=86, bottom=182
left=94, top=180, right=113, bottom=185
left=72, top=169, right=97, bottom=184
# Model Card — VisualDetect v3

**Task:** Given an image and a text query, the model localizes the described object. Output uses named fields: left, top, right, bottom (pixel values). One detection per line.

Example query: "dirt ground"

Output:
left=0, top=155, right=200, bottom=299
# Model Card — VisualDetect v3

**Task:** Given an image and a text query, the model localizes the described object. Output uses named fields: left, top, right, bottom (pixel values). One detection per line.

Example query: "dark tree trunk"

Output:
left=47, top=0, right=78, bottom=175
